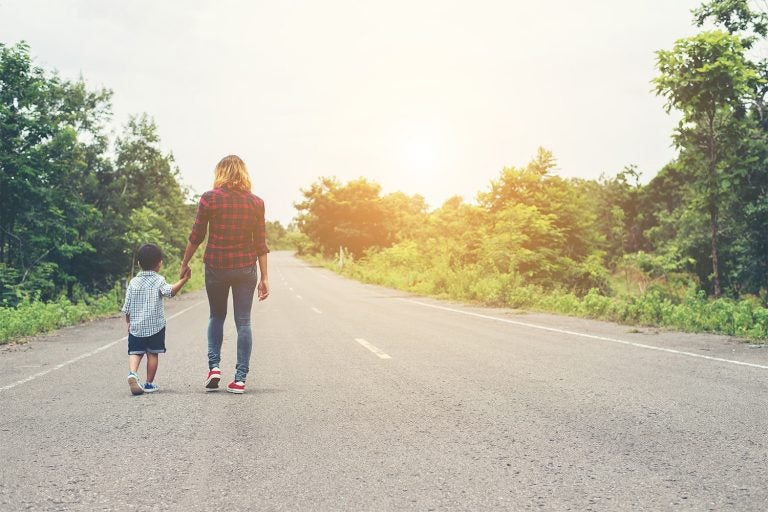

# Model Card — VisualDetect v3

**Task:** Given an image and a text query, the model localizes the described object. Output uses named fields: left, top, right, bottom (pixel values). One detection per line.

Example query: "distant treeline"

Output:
left=295, top=2, right=768, bottom=321
left=0, top=41, right=290, bottom=309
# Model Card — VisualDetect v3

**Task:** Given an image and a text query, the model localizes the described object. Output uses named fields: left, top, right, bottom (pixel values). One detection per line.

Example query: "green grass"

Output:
left=0, top=292, right=119, bottom=343
left=0, top=253, right=205, bottom=345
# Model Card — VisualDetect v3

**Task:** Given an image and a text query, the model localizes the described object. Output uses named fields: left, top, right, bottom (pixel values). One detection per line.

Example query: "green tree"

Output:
left=0, top=42, right=195, bottom=305
left=112, top=115, right=191, bottom=277
left=0, top=41, right=113, bottom=302
left=295, top=177, right=394, bottom=257
left=265, top=220, right=288, bottom=249
left=655, top=30, right=761, bottom=296
left=476, top=149, right=607, bottom=293
left=590, top=166, right=649, bottom=267
left=380, top=191, right=429, bottom=243
left=641, top=162, right=701, bottom=276
left=691, top=1, right=768, bottom=295
left=693, top=1, right=768, bottom=43
left=424, top=195, right=485, bottom=269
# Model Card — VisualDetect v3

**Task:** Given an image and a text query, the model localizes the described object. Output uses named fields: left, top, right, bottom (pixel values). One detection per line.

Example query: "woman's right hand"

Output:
left=258, top=279, right=269, bottom=301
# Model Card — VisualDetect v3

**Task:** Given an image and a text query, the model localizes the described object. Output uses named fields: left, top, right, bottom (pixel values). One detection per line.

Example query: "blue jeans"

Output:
left=205, top=264, right=258, bottom=382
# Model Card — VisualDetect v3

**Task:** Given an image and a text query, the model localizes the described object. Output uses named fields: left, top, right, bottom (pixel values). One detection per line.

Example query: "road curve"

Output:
left=1, top=250, right=767, bottom=511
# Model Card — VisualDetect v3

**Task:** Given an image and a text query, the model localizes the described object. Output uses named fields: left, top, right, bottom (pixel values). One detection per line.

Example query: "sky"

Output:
left=0, top=0, right=703, bottom=225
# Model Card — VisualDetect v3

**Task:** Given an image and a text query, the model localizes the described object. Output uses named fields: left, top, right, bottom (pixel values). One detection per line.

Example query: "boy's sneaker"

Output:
left=128, top=372, right=144, bottom=395
left=205, top=368, right=221, bottom=391
left=227, top=381, right=245, bottom=394
left=143, top=382, right=159, bottom=393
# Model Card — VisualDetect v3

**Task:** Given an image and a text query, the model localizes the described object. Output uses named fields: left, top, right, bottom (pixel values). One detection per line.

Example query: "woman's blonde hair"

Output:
left=213, top=155, right=252, bottom=191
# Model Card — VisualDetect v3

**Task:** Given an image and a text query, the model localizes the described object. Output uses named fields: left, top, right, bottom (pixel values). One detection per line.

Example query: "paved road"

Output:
left=1, top=251, right=767, bottom=511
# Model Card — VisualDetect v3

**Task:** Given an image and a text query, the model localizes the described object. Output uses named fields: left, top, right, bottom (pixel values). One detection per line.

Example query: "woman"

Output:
left=180, top=155, right=269, bottom=394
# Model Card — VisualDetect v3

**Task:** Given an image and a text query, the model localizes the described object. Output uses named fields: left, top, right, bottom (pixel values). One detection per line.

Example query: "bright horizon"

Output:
left=0, top=1, right=702, bottom=225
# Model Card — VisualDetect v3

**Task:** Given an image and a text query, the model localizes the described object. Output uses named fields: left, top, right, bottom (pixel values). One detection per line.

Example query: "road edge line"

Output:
left=400, top=298, right=768, bottom=370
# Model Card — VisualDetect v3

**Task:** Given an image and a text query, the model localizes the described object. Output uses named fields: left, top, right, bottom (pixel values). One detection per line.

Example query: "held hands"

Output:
left=179, top=263, right=191, bottom=280
left=258, top=279, right=269, bottom=301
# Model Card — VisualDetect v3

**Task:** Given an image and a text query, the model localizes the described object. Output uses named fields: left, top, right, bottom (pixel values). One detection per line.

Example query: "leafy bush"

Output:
left=0, top=292, right=120, bottom=344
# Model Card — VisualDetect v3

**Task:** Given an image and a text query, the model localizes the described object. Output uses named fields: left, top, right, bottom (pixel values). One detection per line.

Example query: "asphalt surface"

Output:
left=1, top=250, right=767, bottom=511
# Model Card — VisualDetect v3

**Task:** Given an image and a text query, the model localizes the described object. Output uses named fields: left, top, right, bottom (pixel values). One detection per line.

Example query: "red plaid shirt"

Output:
left=188, top=186, right=269, bottom=269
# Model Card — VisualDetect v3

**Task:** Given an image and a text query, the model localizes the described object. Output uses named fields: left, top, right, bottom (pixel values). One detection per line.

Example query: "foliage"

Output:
left=0, top=291, right=121, bottom=344
left=0, top=42, right=193, bottom=308
left=265, top=220, right=307, bottom=251
left=323, top=253, right=768, bottom=340
left=295, top=176, right=425, bottom=257
left=14, top=1, right=768, bottom=344
left=299, top=136, right=768, bottom=340
left=693, top=0, right=768, bottom=43
left=0, top=41, right=112, bottom=302
left=476, top=148, right=607, bottom=293
left=0, top=41, right=212, bottom=343
left=0, top=251, right=205, bottom=345
left=655, top=30, right=761, bottom=296
left=288, top=1, right=768, bottom=340
left=589, top=166, right=650, bottom=266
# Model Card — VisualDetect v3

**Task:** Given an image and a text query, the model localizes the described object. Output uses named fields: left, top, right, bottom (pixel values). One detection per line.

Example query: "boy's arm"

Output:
left=170, top=268, right=192, bottom=297
left=121, top=283, right=132, bottom=332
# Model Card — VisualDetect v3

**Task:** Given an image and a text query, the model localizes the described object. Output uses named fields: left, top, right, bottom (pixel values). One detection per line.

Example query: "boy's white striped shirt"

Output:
left=121, top=271, right=174, bottom=337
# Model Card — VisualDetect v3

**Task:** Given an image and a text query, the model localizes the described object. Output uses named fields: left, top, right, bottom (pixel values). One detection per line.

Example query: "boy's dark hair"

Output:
left=137, top=244, right=163, bottom=271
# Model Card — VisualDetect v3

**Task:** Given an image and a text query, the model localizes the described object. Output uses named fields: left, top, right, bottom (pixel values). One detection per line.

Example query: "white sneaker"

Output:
left=128, top=372, right=144, bottom=395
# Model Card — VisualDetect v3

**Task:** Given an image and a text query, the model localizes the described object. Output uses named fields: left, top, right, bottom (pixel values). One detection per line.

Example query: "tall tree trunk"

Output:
left=0, top=179, right=5, bottom=264
left=710, top=204, right=721, bottom=297
left=708, top=113, right=721, bottom=298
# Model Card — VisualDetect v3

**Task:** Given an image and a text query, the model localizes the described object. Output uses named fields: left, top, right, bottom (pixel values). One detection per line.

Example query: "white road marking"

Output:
left=401, top=299, right=768, bottom=371
left=166, top=301, right=207, bottom=321
left=355, top=338, right=392, bottom=359
left=288, top=287, right=294, bottom=291
left=296, top=294, right=303, bottom=300
left=0, top=300, right=207, bottom=393
left=311, top=307, right=322, bottom=314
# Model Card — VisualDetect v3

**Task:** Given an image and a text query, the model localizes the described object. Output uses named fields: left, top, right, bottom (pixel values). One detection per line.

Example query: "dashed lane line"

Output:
left=0, top=301, right=207, bottom=393
left=311, top=307, right=322, bottom=314
left=400, top=299, right=768, bottom=371
left=355, top=338, right=392, bottom=359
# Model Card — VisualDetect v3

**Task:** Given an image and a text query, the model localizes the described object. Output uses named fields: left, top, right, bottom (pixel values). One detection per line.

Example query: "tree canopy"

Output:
left=0, top=42, right=192, bottom=305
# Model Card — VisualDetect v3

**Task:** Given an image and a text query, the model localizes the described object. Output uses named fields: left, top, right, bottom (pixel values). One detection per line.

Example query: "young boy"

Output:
left=122, top=243, right=191, bottom=395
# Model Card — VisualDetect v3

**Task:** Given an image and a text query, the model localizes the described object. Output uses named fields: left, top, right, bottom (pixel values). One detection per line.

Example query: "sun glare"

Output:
left=399, top=138, right=438, bottom=178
